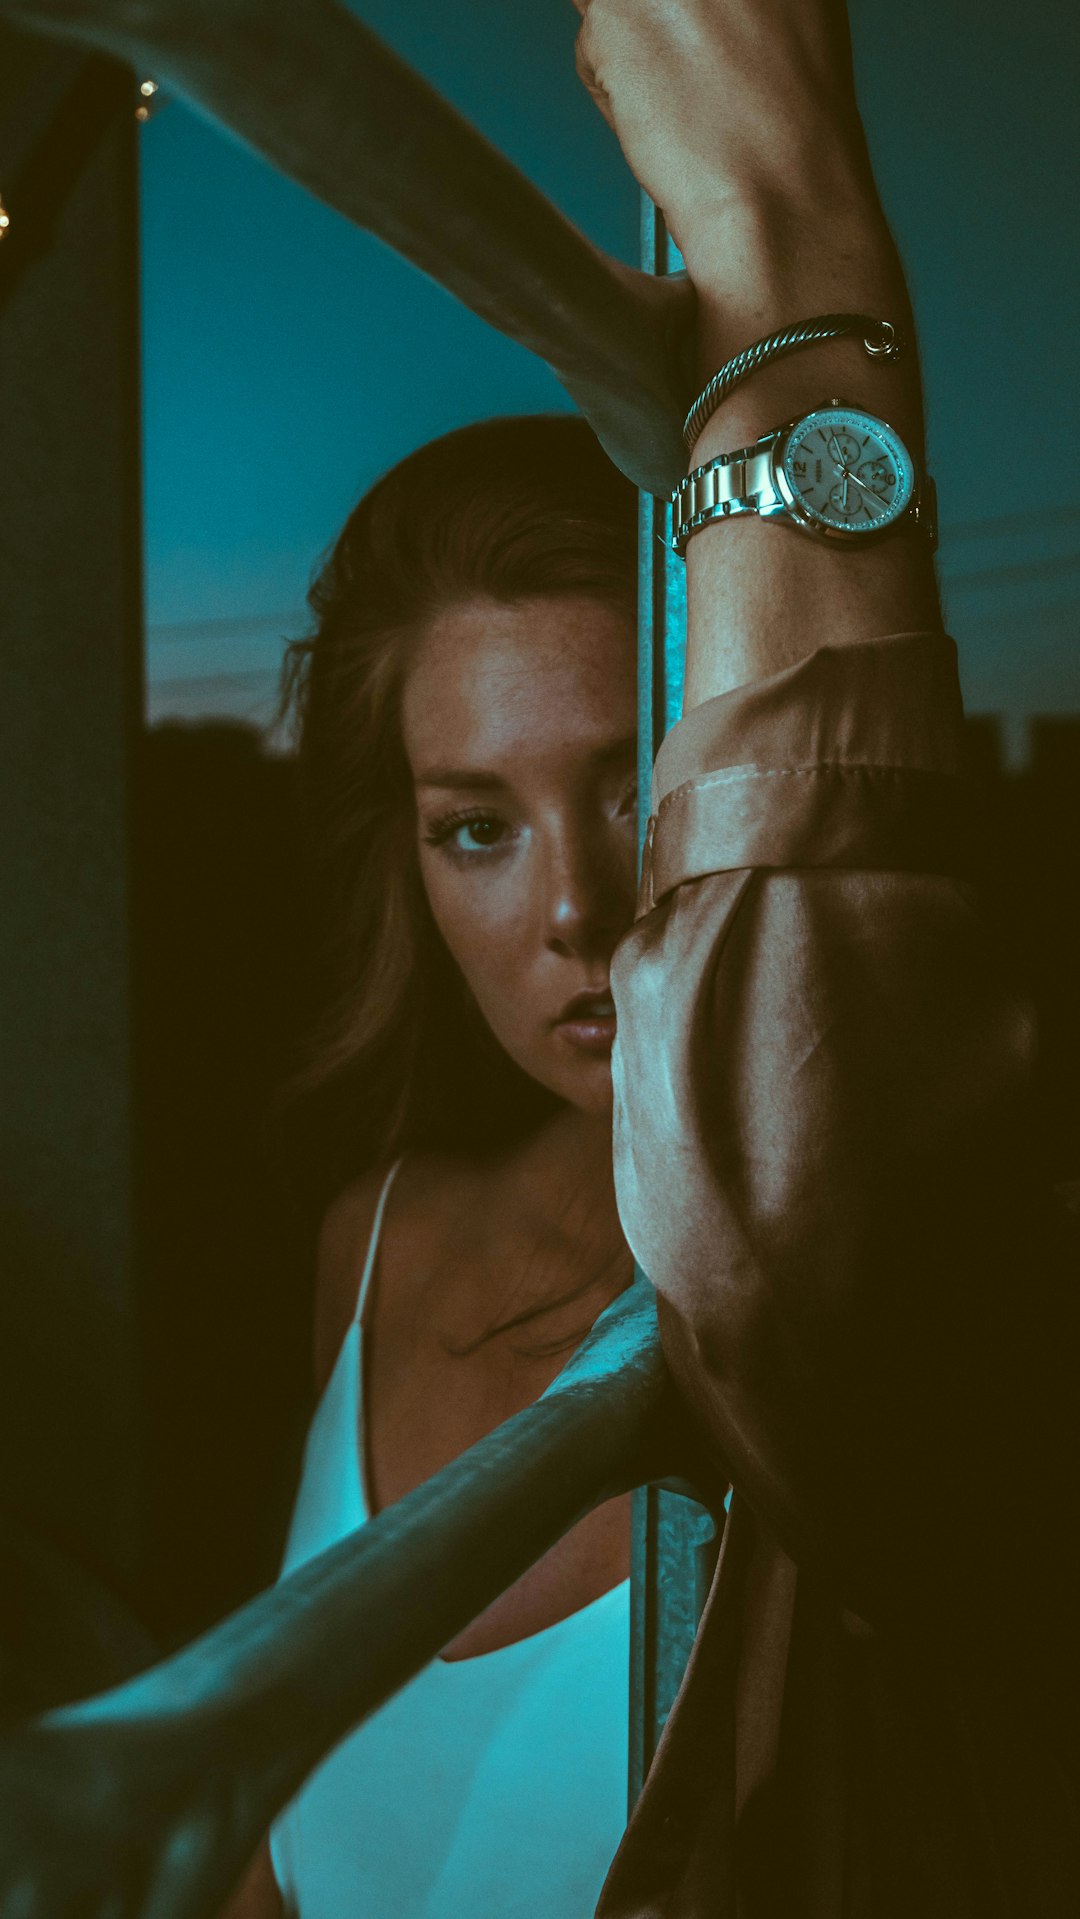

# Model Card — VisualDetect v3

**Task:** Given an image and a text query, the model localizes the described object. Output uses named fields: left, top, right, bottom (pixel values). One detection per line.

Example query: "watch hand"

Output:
left=843, top=467, right=889, bottom=515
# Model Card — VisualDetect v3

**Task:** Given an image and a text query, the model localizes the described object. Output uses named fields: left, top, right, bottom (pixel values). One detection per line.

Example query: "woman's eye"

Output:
left=424, top=809, right=512, bottom=858
left=457, top=815, right=504, bottom=850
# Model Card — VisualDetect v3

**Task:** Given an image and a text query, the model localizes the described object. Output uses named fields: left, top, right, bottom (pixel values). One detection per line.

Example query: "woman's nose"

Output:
left=542, top=827, right=635, bottom=959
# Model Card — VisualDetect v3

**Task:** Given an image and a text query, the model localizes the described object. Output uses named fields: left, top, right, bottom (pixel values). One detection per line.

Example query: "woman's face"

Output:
left=402, top=594, right=638, bottom=1114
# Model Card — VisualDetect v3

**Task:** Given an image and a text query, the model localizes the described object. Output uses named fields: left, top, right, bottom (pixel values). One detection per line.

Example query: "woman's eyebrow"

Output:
left=415, top=734, right=636, bottom=792
left=414, top=767, right=508, bottom=791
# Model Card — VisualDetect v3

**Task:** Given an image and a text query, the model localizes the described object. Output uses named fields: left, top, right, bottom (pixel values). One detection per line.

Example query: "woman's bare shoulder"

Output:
left=312, top=1153, right=468, bottom=1391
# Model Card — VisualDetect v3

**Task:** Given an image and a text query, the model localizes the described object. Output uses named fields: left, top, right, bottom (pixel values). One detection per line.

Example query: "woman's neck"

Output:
left=495, top=1102, right=623, bottom=1250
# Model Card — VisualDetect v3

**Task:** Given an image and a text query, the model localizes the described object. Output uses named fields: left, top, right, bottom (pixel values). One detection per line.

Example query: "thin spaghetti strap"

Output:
left=353, top=1156, right=406, bottom=1327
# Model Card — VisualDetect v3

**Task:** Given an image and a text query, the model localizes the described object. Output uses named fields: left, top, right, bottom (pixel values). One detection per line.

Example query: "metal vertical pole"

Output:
left=0, top=30, right=145, bottom=1594
left=627, top=197, right=719, bottom=1808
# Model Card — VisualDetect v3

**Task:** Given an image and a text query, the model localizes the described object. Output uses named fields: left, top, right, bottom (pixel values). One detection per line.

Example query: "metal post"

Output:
left=0, top=28, right=145, bottom=1593
left=627, top=196, right=720, bottom=1807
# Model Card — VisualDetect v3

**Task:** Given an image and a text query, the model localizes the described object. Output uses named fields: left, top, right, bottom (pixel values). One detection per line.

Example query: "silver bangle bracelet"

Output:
left=682, top=313, right=902, bottom=451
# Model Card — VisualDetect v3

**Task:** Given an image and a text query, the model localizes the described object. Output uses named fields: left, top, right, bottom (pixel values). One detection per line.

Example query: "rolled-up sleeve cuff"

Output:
left=640, top=630, right=976, bottom=911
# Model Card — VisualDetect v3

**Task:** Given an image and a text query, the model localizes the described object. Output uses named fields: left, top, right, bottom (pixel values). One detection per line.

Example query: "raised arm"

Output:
left=578, top=9, right=1078, bottom=1908
left=576, top=0, right=1075, bottom=1637
left=574, top=0, right=940, bottom=700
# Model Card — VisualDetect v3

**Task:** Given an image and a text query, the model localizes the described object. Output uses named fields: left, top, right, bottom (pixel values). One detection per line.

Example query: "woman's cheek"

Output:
left=419, top=853, right=525, bottom=1012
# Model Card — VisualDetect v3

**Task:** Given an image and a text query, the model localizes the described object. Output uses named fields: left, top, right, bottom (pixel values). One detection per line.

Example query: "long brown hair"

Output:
left=278, top=414, right=637, bottom=1230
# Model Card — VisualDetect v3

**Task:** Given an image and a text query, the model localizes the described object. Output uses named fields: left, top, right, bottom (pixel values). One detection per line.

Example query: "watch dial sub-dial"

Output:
left=829, top=431, right=861, bottom=468
left=827, top=474, right=863, bottom=519
left=857, top=455, right=898, bottom=498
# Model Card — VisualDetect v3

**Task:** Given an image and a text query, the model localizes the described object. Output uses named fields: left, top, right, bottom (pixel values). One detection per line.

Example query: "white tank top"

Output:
left=269, top=1157, right=630, bottom=1919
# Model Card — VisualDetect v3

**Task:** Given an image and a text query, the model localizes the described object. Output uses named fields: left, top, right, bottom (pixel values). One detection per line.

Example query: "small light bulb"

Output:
left=136, top=78, right=164, bottom=122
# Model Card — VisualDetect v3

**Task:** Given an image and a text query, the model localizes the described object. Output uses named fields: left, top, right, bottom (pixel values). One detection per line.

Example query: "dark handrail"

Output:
left=1, top=0, right=694, bottom=495
left=0, top=1280, right=724, bottom=1919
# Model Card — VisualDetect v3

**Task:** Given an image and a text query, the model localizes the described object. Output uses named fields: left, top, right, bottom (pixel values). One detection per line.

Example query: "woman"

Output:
left=250, top=414, right=647, bottom=1918
left=245, top=1, right=1077, bottom=1913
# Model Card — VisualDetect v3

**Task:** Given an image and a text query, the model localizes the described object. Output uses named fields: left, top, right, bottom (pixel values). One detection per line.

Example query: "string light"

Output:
left=136, top=78, right=161, bottom=123
left=0, top=195, right=10, bottom=242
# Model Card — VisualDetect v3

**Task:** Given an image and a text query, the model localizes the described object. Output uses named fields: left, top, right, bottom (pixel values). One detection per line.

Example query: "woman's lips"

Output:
left=556, top=997, right=617, bottom=1059
left=555, top=1013, right=616, bottom=1054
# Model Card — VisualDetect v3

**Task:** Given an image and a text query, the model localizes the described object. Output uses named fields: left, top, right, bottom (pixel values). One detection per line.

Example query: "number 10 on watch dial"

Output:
left=778, top=406, right=916, bottom=536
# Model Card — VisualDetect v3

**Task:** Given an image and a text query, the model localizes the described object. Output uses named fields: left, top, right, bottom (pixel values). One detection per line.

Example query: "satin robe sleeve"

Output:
left=600, top=628, right=1079, bottom=1919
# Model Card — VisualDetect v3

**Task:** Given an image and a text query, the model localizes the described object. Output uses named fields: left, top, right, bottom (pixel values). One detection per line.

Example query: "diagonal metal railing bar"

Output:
left=0, top=0, right=695, bottom=496
left=0, top=1280, right=725, bottom=1919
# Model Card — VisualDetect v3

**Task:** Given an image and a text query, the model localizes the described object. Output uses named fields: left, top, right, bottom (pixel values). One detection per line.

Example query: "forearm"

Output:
left=573, top=0, right=944, bottom=705
left=681, top=193, right=942, bottom=708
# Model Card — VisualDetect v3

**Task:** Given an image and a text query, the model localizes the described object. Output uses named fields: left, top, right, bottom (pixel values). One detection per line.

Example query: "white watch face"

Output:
left=780, top=406, right=916, bottom=534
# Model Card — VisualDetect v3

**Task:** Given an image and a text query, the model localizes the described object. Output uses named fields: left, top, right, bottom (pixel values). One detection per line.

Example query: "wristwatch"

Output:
left=669, top=400, right=936, bottom=556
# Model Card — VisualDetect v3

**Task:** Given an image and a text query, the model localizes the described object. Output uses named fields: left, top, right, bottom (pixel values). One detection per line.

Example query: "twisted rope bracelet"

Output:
left=682, top=313, right=903, bottom=452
